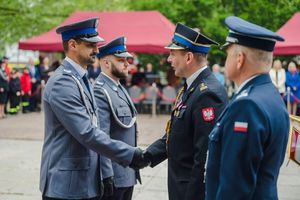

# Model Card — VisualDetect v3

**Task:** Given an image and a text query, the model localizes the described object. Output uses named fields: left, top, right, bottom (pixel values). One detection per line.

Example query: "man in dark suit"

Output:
left=142, top=23, right=228, bottom=200
left=205, top=16, right=289, bottom=200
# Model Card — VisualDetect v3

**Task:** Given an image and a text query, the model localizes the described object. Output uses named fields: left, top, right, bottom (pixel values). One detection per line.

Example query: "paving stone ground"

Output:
left=0, top=112, right=299, bottom=200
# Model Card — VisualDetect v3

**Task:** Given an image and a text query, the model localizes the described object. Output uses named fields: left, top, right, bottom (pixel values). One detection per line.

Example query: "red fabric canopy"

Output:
left=19, top=11, right=175, bottom=53
left=274, top=13, right=300, bottom=55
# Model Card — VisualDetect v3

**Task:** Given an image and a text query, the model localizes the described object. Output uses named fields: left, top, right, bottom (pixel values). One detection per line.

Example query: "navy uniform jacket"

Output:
left=93, top=73, right=140, bottom=188
left=205, top=74, right=289, bottom=200
left=147, top=68, right=228, bottom=200
left=40, top=60, right=135, bottom=199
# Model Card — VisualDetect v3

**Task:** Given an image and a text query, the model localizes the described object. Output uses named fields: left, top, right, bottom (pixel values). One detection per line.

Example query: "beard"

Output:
left=111, top=62, right=128, bottom=79
left=78, top=53, right=96, bottom=66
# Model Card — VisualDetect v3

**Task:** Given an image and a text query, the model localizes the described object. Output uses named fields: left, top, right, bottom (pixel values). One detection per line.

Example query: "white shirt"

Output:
left=65, top=57, right=87, bottom=78
left=236, top=75, right=259, bottom=94
left=186, top=66, right=208, bottom=89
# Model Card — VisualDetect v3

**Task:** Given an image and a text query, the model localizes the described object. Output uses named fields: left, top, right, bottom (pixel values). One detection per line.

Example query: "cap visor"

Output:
left=220, top=42, right=231, bottom=50
left=164, top=42, right=185, bottom=50
left=81, top=35, right=105, bottom=43
left=114, top=52, right=133, bottom=58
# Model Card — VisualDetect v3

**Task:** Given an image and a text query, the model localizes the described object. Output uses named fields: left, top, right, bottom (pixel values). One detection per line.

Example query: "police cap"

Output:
left=97, top=36, right=133, bottom=59
left=56, top=17, right=104, bottom=43
left=223, top=16, right=284, bottom=52
left=165, top=23, right=219, bottom=54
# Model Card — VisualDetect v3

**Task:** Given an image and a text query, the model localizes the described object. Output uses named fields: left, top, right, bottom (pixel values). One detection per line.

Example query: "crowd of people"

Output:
left=0, top=55, right=61, bottom=119
left=1, top=53, right=300, bottom=118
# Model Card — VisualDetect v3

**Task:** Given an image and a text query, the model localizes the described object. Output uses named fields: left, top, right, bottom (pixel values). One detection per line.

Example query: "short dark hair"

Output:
left=62, top=38, right=82, bottom=52
left=180, top=50, right=207, bottom=63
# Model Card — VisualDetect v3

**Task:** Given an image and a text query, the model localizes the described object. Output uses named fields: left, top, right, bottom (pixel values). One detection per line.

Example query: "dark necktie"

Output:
left=118, top=84, right=135, bottom=115
left=181, top=80, right=188, bottom=100
left=275, top=71, right=279, bottom=85
left=82, top=74, right=91, bottom=94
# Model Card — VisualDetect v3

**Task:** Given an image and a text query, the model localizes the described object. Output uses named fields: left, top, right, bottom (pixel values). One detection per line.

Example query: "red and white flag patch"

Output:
left=234, top=121, right=248, bottom=132
left=202, top=107, right=215, bottom=122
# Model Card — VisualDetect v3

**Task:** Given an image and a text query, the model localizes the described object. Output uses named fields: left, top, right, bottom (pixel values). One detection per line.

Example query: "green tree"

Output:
left=127, top=0, right=300, bottom=64
left=0, top=0, right=129, bottom=54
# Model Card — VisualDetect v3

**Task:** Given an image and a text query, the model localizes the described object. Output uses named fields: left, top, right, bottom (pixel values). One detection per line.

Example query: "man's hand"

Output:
left=129, top=148, right=151, bottom=170
left=103, top=176, right=114, bottom=197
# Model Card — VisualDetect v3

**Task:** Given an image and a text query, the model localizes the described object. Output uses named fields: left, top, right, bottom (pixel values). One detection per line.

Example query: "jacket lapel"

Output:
left=62, top=60, right=94, bottom=105
left=181, top=67, right=212, bottom=103
left=100, top=73, right=137, bottom=114
left=100, top=73, right=129, bottom=104
left=119, top=84, right=137, bottom=114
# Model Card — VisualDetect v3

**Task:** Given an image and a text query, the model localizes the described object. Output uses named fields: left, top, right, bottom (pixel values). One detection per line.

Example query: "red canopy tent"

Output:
left=19, top=11, right=175, bottom=53
left=274, top=12, right=300, bottom=55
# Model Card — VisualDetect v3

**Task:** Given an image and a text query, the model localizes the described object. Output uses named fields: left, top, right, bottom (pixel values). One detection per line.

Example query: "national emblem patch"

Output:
left=202, top=107, right=215, bottom=122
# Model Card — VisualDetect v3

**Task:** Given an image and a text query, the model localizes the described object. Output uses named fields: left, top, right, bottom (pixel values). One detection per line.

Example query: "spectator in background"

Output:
left=20, top=67, right=32, bottom=113
left=285, top=61, right=300, bottom=115
left=223, top=70, right=236, bottom=99
left=27, top=58, right=41, bottom=112
left=87, top=58, right=101, bottom=83
left=212, top=64, right=225, bottom=85
left=39, top=56, right=51, bottom=83
left=8, top=69, right=21, bottom=115
left=2, top=56, right=10, bottom=115
left=2, top=56, right=11, bottom=80
left=157, top=58, right=168, bottom=86
left=145, top=63, right=158, bottom=84
left=269, top=59, right=286, bottom=95
left=0, top=60, right=9, bottom=118
left=166, top=67, right=181, bottom=89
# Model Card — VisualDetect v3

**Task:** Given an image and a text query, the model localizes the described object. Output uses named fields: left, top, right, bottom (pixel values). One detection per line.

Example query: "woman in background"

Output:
left=285, top=61, right=300, bottom=115
left=270, top=60, right=286, bottom=95
left=0, top=60, right=9, bottom=118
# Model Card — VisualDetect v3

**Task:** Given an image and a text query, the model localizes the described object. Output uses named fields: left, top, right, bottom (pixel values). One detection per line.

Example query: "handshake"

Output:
left=129, top=148, right=152, bottom=170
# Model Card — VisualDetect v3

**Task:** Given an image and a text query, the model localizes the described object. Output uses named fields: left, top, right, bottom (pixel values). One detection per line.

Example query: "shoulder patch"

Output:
left=236, top=89, right=249, bottom=99
left=63, top=69, right=72, bottom=74
left=199, top=82, right=208, bottom=91
left=96, top=80, right=105, bottom=86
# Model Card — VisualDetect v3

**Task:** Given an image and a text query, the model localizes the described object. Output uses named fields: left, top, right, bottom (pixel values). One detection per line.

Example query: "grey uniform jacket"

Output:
left=40, top=59, right=135, bottom=199
left=94, top=73, right=140, bottom=188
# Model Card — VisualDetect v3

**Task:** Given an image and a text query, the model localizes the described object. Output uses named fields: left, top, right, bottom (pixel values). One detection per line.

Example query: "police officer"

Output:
left=93, top=37, right=140, bottom=200
left=40, top=18, right=148, bottom=200
left=205, top=16, right=289, bottom=200
left=143, top=23, right=228, bottom=200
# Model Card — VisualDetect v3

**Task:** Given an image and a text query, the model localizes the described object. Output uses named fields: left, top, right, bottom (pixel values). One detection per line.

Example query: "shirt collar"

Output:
left=101, top=72, right=120, bottom=86
left=236, top=75, right=259, bottom=94
left=186, top=66, right=208, bottom=89
left=65, top=57, right=87, bottom=78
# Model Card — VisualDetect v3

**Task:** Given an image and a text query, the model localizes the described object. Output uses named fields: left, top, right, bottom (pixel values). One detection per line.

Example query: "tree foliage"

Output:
left=1, top=0, right=300, bottom=63
left=127, top=0, right=300, bottom=64
left=0, top=0, right=129, bottom=54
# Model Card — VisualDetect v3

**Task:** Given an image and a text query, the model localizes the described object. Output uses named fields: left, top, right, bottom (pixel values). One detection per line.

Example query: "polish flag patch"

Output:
left=202, top=107, right=215, bottom=122
left=234, top=122, right=248, bottom=132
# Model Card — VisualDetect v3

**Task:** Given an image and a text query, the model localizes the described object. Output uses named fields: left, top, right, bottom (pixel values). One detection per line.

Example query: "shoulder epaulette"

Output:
left=199, top=82, right=208, bottom=92
left=236, top=86, right=253, bottom=99
left=63, top=69, right=72, bottom=74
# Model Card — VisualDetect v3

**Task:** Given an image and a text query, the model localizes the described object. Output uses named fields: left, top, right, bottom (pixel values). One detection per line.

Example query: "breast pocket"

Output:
left=171, top=108, right=186, bottom=133
left=116, top=106, right=132, bottom=125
